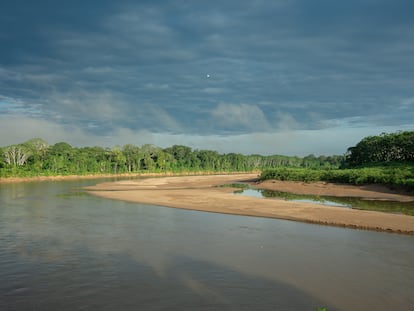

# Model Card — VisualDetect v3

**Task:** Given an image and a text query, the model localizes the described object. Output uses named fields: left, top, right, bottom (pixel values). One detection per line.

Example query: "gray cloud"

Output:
left=2, top=114, right=412, bottom=156
left=211, top=103, right=271, bottom=132
left=1, top=0, right=413, bottom=154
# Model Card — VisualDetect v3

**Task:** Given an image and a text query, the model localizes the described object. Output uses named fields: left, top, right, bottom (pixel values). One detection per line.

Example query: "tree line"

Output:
left=345, top=131, right=414, bottom=167
left=2, top=131, right=412, bottom=179
left=260, top=130, right=414, bottom=187
left=0, top=138, right=344, bottom=177
left=260, top=165, right=414, bottom=187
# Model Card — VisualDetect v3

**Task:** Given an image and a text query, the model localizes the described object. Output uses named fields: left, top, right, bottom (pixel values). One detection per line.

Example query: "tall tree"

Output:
left=345, top=131, right=414, bottom=166
left=123, top=144, right=141, bottom=172
left=24, top=138, right=49, bottom=170
left=3, top=145, right=31, bottom=166
left=45, top=142, right=74, bottom=174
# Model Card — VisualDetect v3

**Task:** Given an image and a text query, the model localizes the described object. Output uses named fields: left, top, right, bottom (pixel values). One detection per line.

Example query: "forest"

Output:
left=261, top=131, right=414, bottom=187
left=1, top=131, right=413, bottom=187
left=0, top=138, right=343, bottom=177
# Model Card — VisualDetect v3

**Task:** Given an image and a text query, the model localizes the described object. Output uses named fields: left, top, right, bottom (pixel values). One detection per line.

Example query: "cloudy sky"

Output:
left=1, top=0, right=413, bottom=155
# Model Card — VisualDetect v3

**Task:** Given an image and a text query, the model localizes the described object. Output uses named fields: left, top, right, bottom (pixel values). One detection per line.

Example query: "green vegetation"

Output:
left=260, top=164, right=414, bottom=187
left=260, top=131, right=414, bottom=188
left=0, top=138, right=342, bottom=178
left=345, top=131, right=414, bottom=167
left=1, top=131, right=413, bottom=189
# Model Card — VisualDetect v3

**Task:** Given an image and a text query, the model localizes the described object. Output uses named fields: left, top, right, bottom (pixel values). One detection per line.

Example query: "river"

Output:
left=1, top=178, right=413, bottom=310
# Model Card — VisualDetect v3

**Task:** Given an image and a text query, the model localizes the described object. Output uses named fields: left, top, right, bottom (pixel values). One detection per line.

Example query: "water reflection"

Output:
left=1, top=249, right=327, bottom=310
left=1, top=179, right=414, bottom=311
left=236, top=188, right=414, bottom=215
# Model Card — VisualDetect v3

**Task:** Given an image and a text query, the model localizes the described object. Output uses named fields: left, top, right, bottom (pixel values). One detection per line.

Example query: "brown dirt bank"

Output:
left=86, top=174, right=414, bottom=235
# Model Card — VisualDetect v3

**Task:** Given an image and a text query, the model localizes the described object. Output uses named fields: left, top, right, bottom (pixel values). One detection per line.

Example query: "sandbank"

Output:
left=85, top=174, right=414, bottom=235
left=0, top=172, right=225, bottom=184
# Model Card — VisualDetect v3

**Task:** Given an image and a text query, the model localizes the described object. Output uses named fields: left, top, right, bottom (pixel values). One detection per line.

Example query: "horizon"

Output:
left=1, top=1, right=413, bottom=156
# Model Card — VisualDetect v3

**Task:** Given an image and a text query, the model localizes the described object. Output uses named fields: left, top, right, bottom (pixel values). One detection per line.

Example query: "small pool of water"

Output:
left=235, top=188, right=414, bottom=215
left=291, top=198, right=351, bottom=207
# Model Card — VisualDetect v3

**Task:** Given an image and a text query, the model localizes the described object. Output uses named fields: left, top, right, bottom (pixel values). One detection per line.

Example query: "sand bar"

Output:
left=0, top=172, right=211, bottom=183
left=86, top=174, right=414, bottom=235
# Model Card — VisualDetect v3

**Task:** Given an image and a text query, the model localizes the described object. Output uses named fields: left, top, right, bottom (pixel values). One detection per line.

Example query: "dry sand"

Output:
left=86, top=174, right=414, bottom=235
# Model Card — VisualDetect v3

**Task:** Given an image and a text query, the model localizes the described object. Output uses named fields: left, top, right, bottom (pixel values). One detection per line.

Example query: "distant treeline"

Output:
left=260, top=131, right=414, bottom=187
left=0, top=138, right=343, bottom=177
left=2, top=131, right=412, bottom=185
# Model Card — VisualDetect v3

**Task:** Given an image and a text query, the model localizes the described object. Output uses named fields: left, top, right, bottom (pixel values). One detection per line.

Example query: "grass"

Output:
left=260, top=164, right=414, bottom=188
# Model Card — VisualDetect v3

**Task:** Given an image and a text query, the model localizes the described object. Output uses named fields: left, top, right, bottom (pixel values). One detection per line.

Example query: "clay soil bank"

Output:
left=86, top=174, right=414, bottom=235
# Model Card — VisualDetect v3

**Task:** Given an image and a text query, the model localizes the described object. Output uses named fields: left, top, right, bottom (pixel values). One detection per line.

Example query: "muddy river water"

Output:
left=1, top=179, right=413, bottom=310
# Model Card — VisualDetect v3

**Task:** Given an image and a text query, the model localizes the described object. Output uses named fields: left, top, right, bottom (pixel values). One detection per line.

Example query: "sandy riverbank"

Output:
left=0, top=174, right=123, bottom=183
left=0, top=172, right=240, bottom=184
left=86, top=174, right=414, bottom=235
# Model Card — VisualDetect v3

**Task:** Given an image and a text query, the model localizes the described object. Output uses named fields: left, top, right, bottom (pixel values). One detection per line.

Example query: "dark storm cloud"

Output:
left=1, top=0, right=413, bottom=154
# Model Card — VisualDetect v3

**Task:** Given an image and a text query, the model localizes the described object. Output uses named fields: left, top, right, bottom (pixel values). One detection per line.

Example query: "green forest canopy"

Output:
left=0, top=131, right=413, bottom=179
left=0, top=138, right=342, bottom=177
left=259, top=131, right=414, bottom=187
left=344, top=131, right=414, bottom=167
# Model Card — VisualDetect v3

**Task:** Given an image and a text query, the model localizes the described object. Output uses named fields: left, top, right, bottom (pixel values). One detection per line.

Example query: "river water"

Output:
left=1, top=179, right=413, bottom=311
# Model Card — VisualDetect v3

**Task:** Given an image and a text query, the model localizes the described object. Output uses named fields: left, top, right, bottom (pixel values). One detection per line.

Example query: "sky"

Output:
left=1, top=0, right=413, bottom=156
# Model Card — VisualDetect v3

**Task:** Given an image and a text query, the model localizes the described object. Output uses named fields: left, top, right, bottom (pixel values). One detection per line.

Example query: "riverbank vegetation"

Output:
left=344, top=131, right=413, bottom=167
left=260, top=131, right=414, bottom=188
left=1, top=131, right=413, bottom=189
left=0, top=138, right=342, bottom=177
left=260, top=163, right=414, bottom=187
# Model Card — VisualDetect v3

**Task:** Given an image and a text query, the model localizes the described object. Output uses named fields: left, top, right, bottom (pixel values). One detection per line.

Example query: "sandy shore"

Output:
left=0, top=174, right=120, bottom=183
left=86, top=174, right=414, bottom=235
left=0, top=172, right=231, bottom=184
